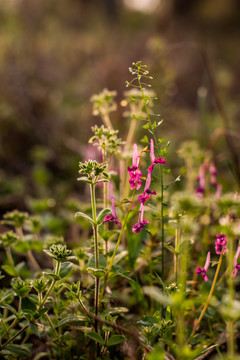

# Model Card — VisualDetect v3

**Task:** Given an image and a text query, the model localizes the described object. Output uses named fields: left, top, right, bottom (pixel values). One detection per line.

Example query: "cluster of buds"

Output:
left=196, top=161, right=222, bottom=198
left=78, top=160, right=109, bottom=184
left=89, top=125, right=124, bottom=157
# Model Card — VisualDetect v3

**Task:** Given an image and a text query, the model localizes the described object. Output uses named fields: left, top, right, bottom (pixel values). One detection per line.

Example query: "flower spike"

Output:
left=232, top=246, right=240, bottom=278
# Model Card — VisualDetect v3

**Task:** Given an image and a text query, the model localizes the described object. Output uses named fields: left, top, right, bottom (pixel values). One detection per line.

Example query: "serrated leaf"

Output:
left=107, top=335, right=126, bottom=346
left=96, top=208, right=111, bottom=225
left=58, top=315, right=87, bottom=327
left=86, top=331, right=105, bottom=345
left=2, top=264, right=17, bottom=276
left=75, top=211, right=95, bottom=225
left=59, top=262, right=72, bottom=278
left=4, top=344, right=30, bottom=357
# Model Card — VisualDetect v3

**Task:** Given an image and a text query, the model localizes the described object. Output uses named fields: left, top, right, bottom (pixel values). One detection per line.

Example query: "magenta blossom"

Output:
left=215, top=233, right=227, bottom=255
left=232, top=246, right=240, bottom=278
left=132, top=203, right=149, bottom=234
left=196, top=251, right=211, bottom=281
left=103, top=197, right=122, bottom=227
left=196, top=164, right=206, bottom=197
left=138, top=169, right=156, bottom=204
left=150, top=139, right=166, bottom=166
left=128, top=144, right=142, bottom=190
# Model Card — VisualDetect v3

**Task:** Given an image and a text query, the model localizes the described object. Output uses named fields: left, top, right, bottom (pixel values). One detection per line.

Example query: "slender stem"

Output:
left=136, top=68, right=165, bottom=280
left=39, top=261, right=60, bottom=310
left=0, top=324, right=29, bottom=350
left=99, top=181, right=138, bottom=305
left=6, top=247, right=14, bottom=267
left=175, top=222, right=180, bottom=283
left=188, top=252, right=223, bottom=342
left=102, top=114, right=113, bottom=130
left=15, top=226, right=40, bottom=271
left=90, top=183, right=100, bottom=332
left=227, top=236, right=235, bottom=358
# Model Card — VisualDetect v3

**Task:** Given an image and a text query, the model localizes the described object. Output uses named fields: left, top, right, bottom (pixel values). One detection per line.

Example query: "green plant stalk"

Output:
left=136, top=69, right=165, bottom=280
left=102, top=113, right=113, bottom=130
left=2, top=297, right=22, bottom=340
left=102, top=149, right=109, bottom=257
left=188, top=251, right=223, bottom=342
left=90, top=183, right=100, bottom=332
left=99, top=183, right=138, bottom=305
left=15, top=226, right=41, bottom=272
left=175, top=222, right=180, bottom=283
left=227, top=236, right=235, bottom=358
left=6, top=247, right=14, bottom=267
left=39, top=260, right=61, bottom=310
left=176, top=235, right=188, bottom=355
left=0, top=324, right=29, bottom=351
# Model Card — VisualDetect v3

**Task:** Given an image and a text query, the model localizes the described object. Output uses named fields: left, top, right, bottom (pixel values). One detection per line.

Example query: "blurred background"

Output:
left=0, top=0, right=240, bottom=218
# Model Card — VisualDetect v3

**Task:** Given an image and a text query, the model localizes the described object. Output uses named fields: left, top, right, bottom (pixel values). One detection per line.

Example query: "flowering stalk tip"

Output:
left=196, top=251, right=210, bottom=281
left=103, top=197, right=122, bottom=227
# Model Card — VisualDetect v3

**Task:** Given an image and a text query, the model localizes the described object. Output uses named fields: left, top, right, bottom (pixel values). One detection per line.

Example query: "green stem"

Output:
left=137, top=68, right=165, bottom=280
left=16, top=226, right=40, bottom=272
left=188, top=252, right=223, bottom=342
left=90, top=183, right=100, bottom=332
left=0, top=324, right=29, bottom=350
left=6, top=247, right=14, bottom=267
left=99, top=183, right=138, bottom=305
left=39, top=261, right=60, bottom=310
left=227, top=236, right=235, bottom=358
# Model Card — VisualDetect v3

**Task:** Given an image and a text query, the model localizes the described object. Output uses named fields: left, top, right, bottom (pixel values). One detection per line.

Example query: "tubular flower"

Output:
left=138, top=170, right=156, bottom=204
left=215, top=233, right=227, bottom=255
left=128, top=144, right=142, bottom=190
left=196, top=164, right=206, bottom=197
left=132, top=203, right=149, bottom=234
left=103, top=197, right=122, bottom=227
left=196, top=251, right=211, bottom=281
left=232, top=246, right=240, bottom=278
left=150, top=139, right=166, bottom=166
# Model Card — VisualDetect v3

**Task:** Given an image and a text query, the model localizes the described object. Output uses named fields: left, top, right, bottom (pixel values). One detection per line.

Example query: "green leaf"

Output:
left=140, top=135, right=149, bottom=144
left=13, top=241, right=30, bottom=253
left=96, top=208, right=111, bottom=225
left=2, top=264, right=18, bottom=276
left=22, top=297, right=37, bottom=314
left=142, top=123, right=149, bottom=130
left=87, top=267, right=106, bottom=279
left=59, top=262, right=73, bottom=278
left=143, top=286, right=173, bottom=306
left=0, top=303, right=18, bottom=316
left=86, top=331, right=105, bottom=345
left=34, top=308, right=49, bottom=320
left=44, top=272, right=60, bottom=281
left=88, top=254, right=106, bottom=268
left=29, top=322, right=46, bottom=337
left=77, top=176, right=91, bottom=183
left=154, top=272, right=170, bottom=296
left=4, top=344, right=31, bottom=358
left=75, top=211, right=95, bottom=225
left=58, top=315, right=87, bottom=327
left=107, top=335, right=126, bottom=346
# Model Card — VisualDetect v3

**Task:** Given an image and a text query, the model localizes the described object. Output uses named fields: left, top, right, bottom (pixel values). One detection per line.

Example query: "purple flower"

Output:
left=132, top=203, right=149, bottom=234
left=196, top=251, right=211, bottom=281
left=215, top=233, right=227, bottom=255
left=138, top=170, right=156, bottom=204
left=103, top=197, right=122, bottom=227
left=232, top=246, right=240, bottom=278
left=128, top=144, right=142, bottom=190
left=150, top=139, right=166, bottom=166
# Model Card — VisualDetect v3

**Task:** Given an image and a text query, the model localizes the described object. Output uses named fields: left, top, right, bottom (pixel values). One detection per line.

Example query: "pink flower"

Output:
left=138, top=170, right=156, bottom=204
left=196, top=164, right=205, bottom=197
left=232, top=246, right=240, bottom=278
left=196, top=252, right=211, bottom=281
left=132, top=203, right=149, bottom=234
left=103, top=197, right=122, bottom=227
left=215, top=233, right=227, bottom=255
left=150, top=139, right=166, bottom=166
left=128, top=144, right=142, bottom=190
